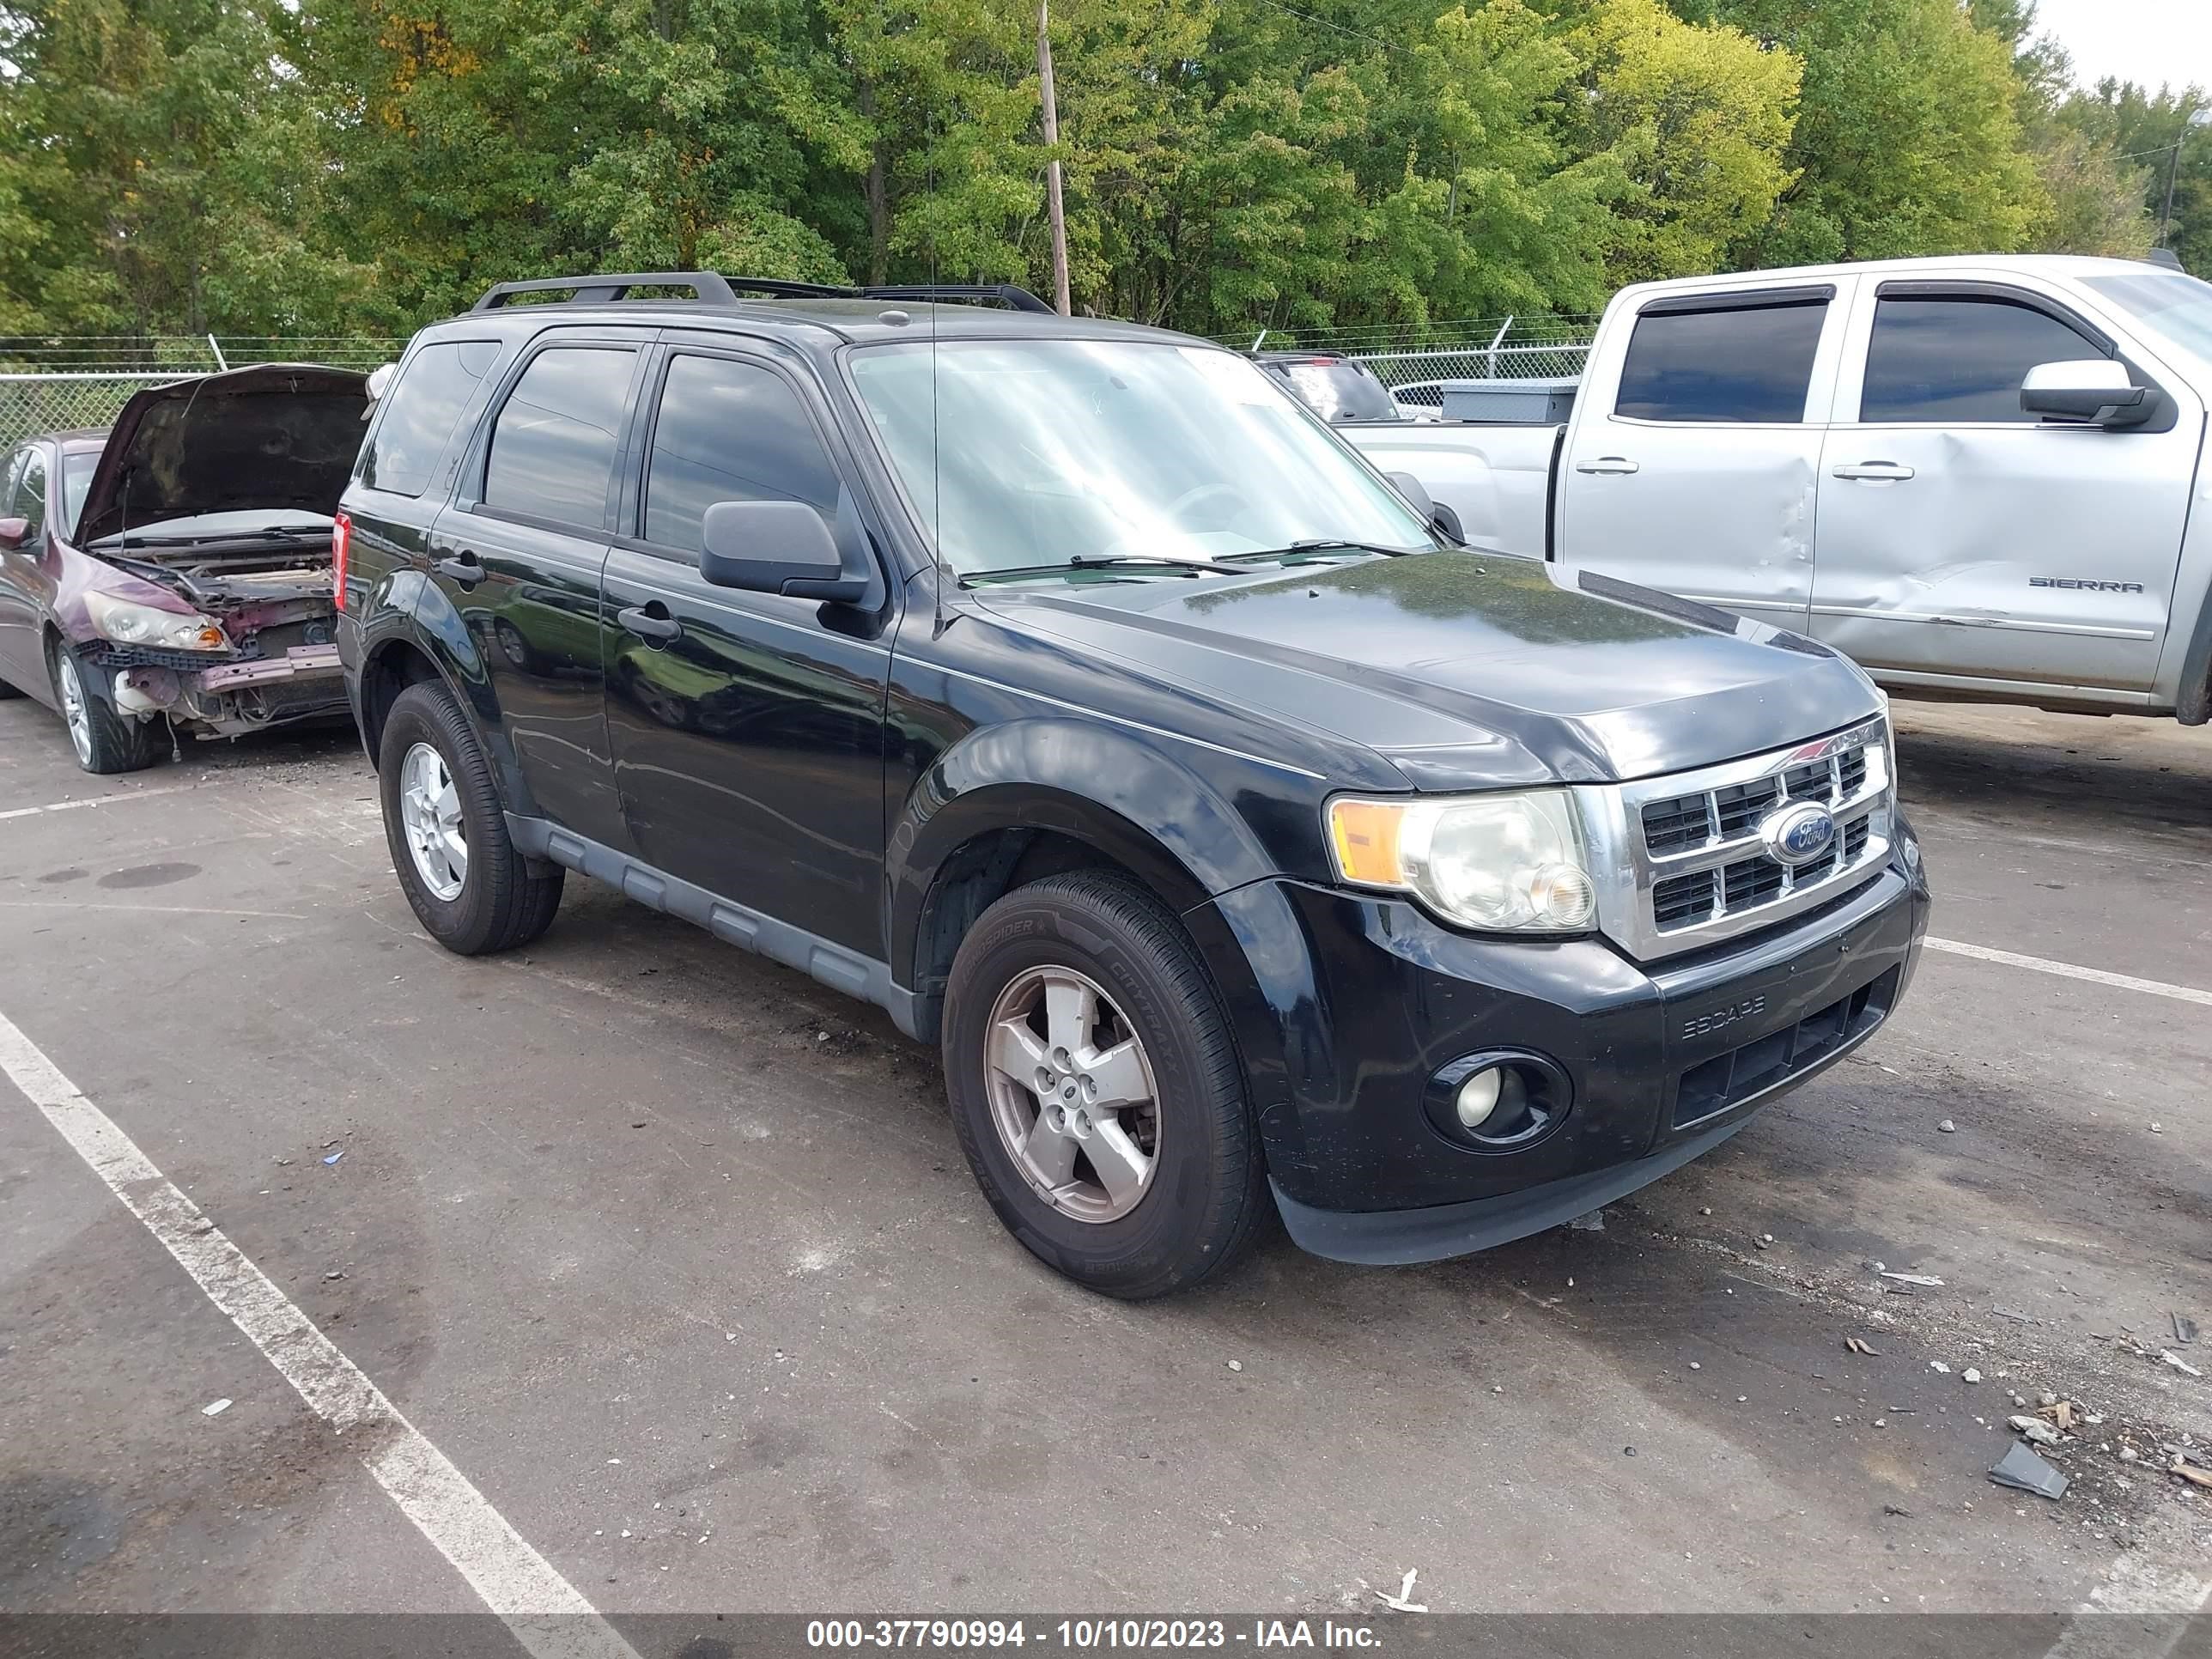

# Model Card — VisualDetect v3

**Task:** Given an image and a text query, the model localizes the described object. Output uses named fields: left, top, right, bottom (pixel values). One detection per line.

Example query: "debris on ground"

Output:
left=2172, top=1314, right=2199, bottom=1346
left=1937, top=1119, right=1956, bottom=1133
left=1375, top=1569, right=1428, bottom=1613
left=1755, top=1233, right=1774, bottom=1249
left=1962, top=1368, right=1981, bottom=1384
left=201, top=1399, right=232, bottom=1417
left=1845, top=1337, right=1879, bottom=1356
left=1880, top=1271, right=1944, bottom=1287
left=1991, top=1306, right=2033, bottom=1324
left=2040, top=1401, right=2076, bottom=1431
left=322, top=1151, right=343, bottom=1165
left=1990, top=1443, right=2069, bottom=1501
left=2160, top=1351, right=2203, bottom=1378
left=323, top=1270, right=343, bottom=1281
left=2009, top=1415, right=2063, bottom=1446
left=1568, top=1209, right=1605, bottom=1232
left=1882, top=1504, right=1913, bottom=1516
left=2171, top=1460, right=2212, bottom=1492
left=1929, top=1360, right=1951, bottom=1374
left=1226, top=1359, right=1243, bottom=1373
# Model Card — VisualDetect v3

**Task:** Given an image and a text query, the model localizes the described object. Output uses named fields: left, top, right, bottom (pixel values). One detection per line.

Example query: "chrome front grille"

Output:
left=1575, top=716, right=1893, bottom=962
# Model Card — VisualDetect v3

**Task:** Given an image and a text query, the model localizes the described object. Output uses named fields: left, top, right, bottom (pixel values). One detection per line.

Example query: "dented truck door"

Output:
left=1810, top=281, right=2195, bottom=696
left=1554, top=279, right=1850, bottom=633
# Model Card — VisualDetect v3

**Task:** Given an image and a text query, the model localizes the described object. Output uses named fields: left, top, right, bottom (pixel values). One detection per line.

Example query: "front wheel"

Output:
left=943, top=872, right=1268, bottom=1298
left=377, top=680, right=562, bottom=954
left=47, top=641, right=162, bottom=775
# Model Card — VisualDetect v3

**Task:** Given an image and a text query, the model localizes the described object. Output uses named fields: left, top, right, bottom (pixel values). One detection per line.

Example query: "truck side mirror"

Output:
left=0, top=516, right=27, bottom=550
left=2021, top=360, right=2148, bottom=427
left=1383, top=471, right=1459, bottom=543
left=700, top=499, right=872, bottom=604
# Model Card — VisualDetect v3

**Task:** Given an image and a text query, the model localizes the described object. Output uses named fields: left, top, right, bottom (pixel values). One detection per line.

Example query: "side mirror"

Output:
left=2021, top=359, right=2147, bottom=427
left=364, top=362, right=398, bottom=402
left=700, top=499, right=871, bottom=603
left=1383, top=471, right=1458, bottom=543
left=0, top=516, right=28, bottom=550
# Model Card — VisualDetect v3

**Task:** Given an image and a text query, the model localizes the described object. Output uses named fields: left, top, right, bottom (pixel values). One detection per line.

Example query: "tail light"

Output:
left=332, top=510, right=352, bottom=611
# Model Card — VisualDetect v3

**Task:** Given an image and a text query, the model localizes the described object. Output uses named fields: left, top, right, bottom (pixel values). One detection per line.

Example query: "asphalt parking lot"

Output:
left=1, top=693, right=2208, bottom=1630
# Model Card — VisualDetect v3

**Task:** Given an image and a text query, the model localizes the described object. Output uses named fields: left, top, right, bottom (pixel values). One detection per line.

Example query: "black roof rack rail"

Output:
left=471, top=272, right=739, bottom=310
left=471, top=271, right=1058, bottom=315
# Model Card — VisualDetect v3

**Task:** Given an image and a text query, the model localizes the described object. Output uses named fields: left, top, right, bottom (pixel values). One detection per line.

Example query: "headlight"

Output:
left=83, top=591, right=230, bottom=653
left=1327, top=790, right=1597, bottom=933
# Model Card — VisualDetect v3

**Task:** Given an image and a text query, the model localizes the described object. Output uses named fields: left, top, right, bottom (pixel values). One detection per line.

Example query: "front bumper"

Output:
left=1194, top=835, right=1929, bottom=1265
left=105, top=643, right=349, bottom=735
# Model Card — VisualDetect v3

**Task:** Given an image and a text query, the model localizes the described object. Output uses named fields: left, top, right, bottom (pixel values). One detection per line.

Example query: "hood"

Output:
left=979, top=555, right=1882, bottom=787
left=74, top=364, right=368, bottom=547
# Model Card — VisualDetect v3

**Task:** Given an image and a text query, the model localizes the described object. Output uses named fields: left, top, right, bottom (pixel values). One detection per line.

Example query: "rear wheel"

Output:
left=46, top=641, right=162, bottom=775
left=378, top=680, right=562, bottom=954
left=943, top=872, right=1268, bottom=1298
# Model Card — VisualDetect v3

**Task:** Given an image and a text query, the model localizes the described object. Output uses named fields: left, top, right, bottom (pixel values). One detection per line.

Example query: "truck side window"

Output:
left=642, top=355, right=840, bottom=555
left=13, top=448, right=46, bottom=536
left=1614, top=301, right=1826, bottom=423
left=361, top=339, right=501, bottom=497
left=1860, top=295, right=2104, bottom=423
left=483, top=346, right=635, bottom=529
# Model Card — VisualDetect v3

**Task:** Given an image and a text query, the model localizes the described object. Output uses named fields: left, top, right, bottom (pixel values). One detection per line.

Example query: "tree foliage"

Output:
left=0, top=0, right=2189, bottom=345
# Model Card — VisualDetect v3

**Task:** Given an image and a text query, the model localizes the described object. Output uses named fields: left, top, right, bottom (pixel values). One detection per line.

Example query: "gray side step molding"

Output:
left=507, top=814, right=923, bottom=1040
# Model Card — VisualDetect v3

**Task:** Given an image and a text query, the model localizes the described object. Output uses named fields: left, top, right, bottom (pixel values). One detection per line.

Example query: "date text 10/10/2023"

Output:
left=805, top=1620, right=1386, bottom=1649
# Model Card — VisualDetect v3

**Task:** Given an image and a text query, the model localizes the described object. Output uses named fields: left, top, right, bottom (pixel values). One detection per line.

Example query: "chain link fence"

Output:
left=0, top=337, right=404, bottom=453
left=1237, top=316, right=1597, bottom=411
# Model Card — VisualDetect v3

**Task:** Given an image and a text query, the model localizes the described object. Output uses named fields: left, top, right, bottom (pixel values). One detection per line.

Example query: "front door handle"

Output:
left=617, top=603, right=682, bottom=644
left=433, top=550, right=483, bottom=587
left=1573, top=456, right=1640, bottom=475
left=1832, top=461, right=1917, bottom=482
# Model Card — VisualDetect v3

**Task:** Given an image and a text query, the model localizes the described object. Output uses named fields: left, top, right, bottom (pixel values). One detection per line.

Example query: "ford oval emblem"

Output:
left=1759, top=800, right=1838, bottom=867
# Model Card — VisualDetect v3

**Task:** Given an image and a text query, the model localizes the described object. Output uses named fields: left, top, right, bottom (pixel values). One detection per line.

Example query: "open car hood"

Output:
left=73, top=364, right=368, bottom=547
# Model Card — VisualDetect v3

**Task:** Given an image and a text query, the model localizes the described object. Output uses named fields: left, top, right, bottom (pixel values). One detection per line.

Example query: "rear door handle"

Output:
left=432, top=550, right=483, bottom=587
left=617, top=603, right=681, bottom=644
left=1573, top=456, right=1639, bottom=475
left=1832, top=461, right=1916, bottom=482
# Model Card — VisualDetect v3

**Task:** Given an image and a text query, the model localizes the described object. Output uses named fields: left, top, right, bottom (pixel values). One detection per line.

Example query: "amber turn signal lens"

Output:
left=1326, top=798, right=1407, bottom=886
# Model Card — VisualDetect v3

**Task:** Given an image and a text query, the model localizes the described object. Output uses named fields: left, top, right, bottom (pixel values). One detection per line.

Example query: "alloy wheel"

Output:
left=982, top=964, right=1161, bottom=1223
left=398, top=740, right=467, bottom=902
left=56, top=652, right=92, bottom=768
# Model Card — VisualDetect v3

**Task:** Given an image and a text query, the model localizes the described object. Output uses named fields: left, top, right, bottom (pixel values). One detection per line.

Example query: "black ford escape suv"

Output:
left=337, top=270, right=1929, bottom=1298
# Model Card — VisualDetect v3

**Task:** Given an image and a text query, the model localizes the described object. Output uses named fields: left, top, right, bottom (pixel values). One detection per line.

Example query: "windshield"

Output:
left=845, top=339, right=1432, bottom=576
left=60, top=452, right=95, bottom=537
left=2082, top=270, right=2212, bottom=361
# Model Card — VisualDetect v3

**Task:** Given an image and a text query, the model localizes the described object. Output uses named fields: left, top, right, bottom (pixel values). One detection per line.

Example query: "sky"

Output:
left=2031, top=0, right=2212, bottom=95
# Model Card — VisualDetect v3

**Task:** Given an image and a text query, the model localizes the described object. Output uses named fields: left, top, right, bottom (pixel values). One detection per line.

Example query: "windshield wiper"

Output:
left=962, top=554, right=1232, bottom=586
left=1216, top=538, right=1423, bottom=565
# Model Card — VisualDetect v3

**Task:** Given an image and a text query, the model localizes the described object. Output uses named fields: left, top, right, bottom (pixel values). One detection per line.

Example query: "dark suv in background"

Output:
left=337, top=270, right=1929, bottom=1298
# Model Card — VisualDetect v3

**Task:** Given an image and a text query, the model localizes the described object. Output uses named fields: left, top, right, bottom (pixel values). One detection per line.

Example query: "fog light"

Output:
left=1455, top=1066, right=1503, bottom=1127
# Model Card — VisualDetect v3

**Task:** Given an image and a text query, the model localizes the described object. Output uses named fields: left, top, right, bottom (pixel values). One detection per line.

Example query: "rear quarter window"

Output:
left=360, top=339, right=503, bottom=497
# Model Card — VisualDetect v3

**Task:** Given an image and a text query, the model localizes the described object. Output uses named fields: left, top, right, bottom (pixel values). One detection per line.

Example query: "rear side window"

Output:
left=1860, top=295, right=2105, bottom=423
left=12, top=447, right=46, bottom=535
left=1615, top=301, right=1827, bottom=422
left=483, top=347, right=635, bottom=529
left=642, top=355, right=840, bottom=553
left=361, top=339, right=501, bottom=497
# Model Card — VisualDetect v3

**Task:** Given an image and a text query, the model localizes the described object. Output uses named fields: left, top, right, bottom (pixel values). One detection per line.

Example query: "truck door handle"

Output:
left=1574, top=456, right=1640, bottom=475
left=433, top=550, right=483, bottom=587
left=1832, top=461, right=1916, bottom=482
left=617, top=603, right=681, bottom=644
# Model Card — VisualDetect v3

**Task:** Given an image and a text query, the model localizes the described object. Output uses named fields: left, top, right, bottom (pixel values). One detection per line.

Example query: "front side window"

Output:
left=642, top=356, right=840, bottom=554
left=845, top=340, right=1432, bottom=576
left=58, top=452, right=94, bottom=536
left=1861, top=296, right=2104, bottom=423
left=13, top=448, right=46, bottom=535
left=362, top=339, right=501, bottom=497
left=483, top=347, right=634, bottom=529
left=1615, top=301, right=1827, bottom=423
left=2082, top=270, right=2212, bottom=361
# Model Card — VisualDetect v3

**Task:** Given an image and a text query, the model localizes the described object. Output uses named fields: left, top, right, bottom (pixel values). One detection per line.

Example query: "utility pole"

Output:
left=1036, top=0, right=1072, bottom=316
left=2161, top=107, right=2212, bottom=251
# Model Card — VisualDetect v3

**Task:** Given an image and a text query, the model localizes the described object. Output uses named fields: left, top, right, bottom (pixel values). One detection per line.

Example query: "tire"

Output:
left=377, top=679, right=562, bottom=955
left=942, top=871, right=1268, bottom=1299
left=47, top=641, right=163, bottom=775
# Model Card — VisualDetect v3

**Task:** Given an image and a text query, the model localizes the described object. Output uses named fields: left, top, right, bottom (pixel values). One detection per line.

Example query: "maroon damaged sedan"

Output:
left=0, top=364, right=366, bottom=772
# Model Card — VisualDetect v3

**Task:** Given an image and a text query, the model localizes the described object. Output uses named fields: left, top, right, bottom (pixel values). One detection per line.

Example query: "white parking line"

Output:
left=0, top=1007, right=640, bottom=1659
left=0, top=782, right=205, bottom=822
left=1924, top=936, right=2212, bottom=1008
